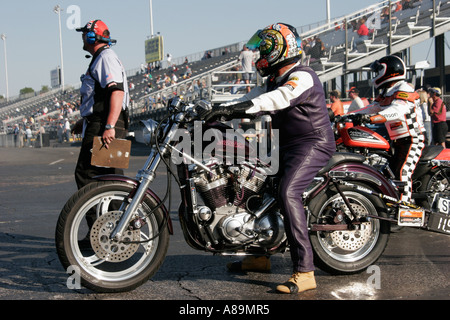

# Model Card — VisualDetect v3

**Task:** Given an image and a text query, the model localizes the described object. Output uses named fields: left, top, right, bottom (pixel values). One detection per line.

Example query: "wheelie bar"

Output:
left=342, top=181, right=450, bottom=235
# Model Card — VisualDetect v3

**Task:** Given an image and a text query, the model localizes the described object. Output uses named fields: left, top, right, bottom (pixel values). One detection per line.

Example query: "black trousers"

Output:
left=75, top=112, right=127, bottom=190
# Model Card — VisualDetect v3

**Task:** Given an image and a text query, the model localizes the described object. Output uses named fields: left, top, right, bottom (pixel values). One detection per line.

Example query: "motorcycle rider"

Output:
left=201, top=23, right=335, bottom=294
left=353, top=55, right=425, bottom=203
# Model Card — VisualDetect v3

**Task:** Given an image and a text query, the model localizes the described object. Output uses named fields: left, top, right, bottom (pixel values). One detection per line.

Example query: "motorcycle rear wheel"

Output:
left=416, top=168, right=450, bottom=209
left=308, top=185, right=390, bottom=275
left=55, top=181, right=170, bottom=293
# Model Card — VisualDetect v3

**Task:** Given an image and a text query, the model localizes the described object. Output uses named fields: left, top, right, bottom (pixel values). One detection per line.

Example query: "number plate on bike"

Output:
left=434, top=195, right=450, bottom=215
left=428, top=194, right=450, bottom=234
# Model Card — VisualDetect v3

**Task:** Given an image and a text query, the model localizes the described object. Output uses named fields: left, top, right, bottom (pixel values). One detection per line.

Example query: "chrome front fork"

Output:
left=110, top=121, right=180, bottom=242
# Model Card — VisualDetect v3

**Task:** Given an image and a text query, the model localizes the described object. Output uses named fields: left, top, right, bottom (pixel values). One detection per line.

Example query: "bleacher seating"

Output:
left=2, top=0, right=450, bottom=138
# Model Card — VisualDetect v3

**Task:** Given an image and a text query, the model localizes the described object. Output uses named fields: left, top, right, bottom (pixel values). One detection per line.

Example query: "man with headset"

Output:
left=74, top=20, right=129, bottom=189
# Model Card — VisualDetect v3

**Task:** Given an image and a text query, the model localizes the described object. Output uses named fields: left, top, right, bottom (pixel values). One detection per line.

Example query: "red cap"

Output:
left=76, top=20, right=110, bottom=40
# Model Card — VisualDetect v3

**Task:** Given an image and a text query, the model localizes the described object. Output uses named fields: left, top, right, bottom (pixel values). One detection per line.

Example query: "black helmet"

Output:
left=370, top=55, right=406, bottom=89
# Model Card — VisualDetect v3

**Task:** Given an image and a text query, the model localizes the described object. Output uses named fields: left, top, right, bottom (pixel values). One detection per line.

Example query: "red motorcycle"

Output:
left=332, top=112, right=450, bottom=234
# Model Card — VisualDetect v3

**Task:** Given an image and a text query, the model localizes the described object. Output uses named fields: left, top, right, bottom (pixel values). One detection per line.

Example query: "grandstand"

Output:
left=1, top=0, right=450, bottom=147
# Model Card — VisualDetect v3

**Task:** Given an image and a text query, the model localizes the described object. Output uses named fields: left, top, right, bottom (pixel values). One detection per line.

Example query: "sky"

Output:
left=0, top=0, right=447, bottom=98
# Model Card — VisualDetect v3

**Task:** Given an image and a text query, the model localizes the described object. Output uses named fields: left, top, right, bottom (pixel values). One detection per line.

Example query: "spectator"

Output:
left=166, top=53, right=172, bottom=68
left=183, top=65, right=192, bottom=79
left=57, top=122, right=64, bottom=143
left=301, top=39, right=311, bottom=56
left=329, top=90, right=344, bottom=116
left=393, top=1, right=402, bottom=11
left=25, top=126, right=32, bottom=147
left=429, top=87, right=447, bottom=148
left=238, top=45, right=255, bottom=93
left=13, top=124, right=19, bottom=147
left=418, top=89, right=432, bottom=145
left=347, top=87, right=365, bottom=112
left=64, top=118, right=71, bottom=142
left=402, top=0, right=414, bottom=10
left=352, top=17, right=369, bottom=52
left=309, top=37, right=325, bottom=60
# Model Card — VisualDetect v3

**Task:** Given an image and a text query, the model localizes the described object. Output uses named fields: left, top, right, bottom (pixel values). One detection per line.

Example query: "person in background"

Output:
left=238, top=45, right=255, bottom=93
left=329, top=90, right=344, bottom=116
left=418, top=89, right=432, bottom=145
left=352, top=17, right=369, bottom=52
left=429, top=87, right=447, bottom=148
left=347, top=87, right=365, bottom=113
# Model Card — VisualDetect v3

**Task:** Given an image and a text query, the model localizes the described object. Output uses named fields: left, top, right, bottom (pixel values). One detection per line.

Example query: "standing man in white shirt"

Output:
left=74, top=20, right=129, bottom=189
left=238, top=45, right=255, bottom=93
left=347, top=87, right=365, bottom=113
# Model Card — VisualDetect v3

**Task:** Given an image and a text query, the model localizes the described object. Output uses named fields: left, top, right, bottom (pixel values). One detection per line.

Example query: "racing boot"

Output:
left=276, top=271, right=316, bottom=294
left=226, top=256, right=271, bottom=273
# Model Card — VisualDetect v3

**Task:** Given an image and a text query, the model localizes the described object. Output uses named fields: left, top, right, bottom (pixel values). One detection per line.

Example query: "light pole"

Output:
left=326, top=0, right=331, bottom=27
left=1, top=33, right=9, bottom=102
left=54, top=5, right=65, bottom=91
left=149, top=0, right=154, bottom=37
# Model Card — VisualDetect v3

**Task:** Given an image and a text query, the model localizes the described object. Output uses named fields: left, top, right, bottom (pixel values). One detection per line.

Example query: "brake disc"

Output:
left=90, top=211, right=140, bottom=262
left=329, top=222, right=372, bottom=251
left=329, top=202, right=373, bottom=251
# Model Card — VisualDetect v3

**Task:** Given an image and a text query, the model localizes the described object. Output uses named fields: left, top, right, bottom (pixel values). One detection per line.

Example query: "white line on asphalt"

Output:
left=49, top=159, right=64, bottom=165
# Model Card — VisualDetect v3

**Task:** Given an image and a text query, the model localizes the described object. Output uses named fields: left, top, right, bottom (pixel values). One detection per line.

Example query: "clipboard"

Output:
left=91, top=136, right=131, bottom=169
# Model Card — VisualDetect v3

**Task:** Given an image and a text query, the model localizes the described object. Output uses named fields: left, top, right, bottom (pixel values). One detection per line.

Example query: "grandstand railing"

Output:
left=3, top=0, right=450, bottom=141
left=129, top=57, right=262, bottom=129
left=300, top=0, right=450, bottom=84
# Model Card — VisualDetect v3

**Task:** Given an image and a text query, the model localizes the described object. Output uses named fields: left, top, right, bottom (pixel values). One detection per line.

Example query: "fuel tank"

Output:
left=338, top=123, right=390, bottom=151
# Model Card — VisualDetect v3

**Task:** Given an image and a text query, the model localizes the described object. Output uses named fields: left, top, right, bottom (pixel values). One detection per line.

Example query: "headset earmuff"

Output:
left=86, top=20, right=99, bottom=45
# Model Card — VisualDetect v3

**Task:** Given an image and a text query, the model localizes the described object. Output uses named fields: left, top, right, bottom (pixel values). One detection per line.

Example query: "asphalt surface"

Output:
left=0, top=143, right=448, bottom=309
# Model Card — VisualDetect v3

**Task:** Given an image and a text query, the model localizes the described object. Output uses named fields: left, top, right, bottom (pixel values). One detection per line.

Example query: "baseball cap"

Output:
left=76, top=20, right=115, bottom=44
left=347, top=86, right=359, bottom=93
left=430, top=87, right=442, bottom=96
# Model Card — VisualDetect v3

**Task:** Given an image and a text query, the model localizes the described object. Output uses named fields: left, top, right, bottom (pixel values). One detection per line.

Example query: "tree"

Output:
left=20, top=87, right=34, bottom=95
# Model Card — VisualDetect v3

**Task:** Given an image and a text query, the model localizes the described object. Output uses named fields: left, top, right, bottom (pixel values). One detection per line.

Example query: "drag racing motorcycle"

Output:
left=56, top=97, right=400, bottom=293
left=332, top=112, right=450, bottom=233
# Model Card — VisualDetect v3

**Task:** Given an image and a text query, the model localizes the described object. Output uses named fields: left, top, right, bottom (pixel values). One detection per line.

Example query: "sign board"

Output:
left=51, top=68, right=61, bottom=88
left=145, top=36, right=164, bottom=64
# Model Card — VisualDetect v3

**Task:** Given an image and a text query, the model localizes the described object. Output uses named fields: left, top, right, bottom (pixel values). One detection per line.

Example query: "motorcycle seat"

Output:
left=318, top=152, right=365, bottom=175
left=420, top=145, right=444, bottom=162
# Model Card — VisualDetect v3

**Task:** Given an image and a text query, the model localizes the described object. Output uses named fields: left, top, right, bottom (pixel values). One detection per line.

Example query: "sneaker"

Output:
left=276, top=271, right=316, bottom=294
left=227, top=256, right=271, bottom=273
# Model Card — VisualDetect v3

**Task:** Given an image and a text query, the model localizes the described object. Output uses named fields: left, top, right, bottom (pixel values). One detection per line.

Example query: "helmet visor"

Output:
left=370, top=60, right=384, bottom=73
left=246, top=29, right=264, bottom=50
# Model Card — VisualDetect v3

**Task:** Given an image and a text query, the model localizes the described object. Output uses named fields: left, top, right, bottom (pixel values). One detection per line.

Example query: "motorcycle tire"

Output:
left=55, top=181, right=170, bottom=293
left=417, top=168, right=450, bottom=209
left=308, top=184, right=390, bottom=275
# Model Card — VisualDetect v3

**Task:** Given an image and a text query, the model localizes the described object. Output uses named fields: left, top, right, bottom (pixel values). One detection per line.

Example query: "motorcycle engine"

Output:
left=189, top=161, right=285, bottom=248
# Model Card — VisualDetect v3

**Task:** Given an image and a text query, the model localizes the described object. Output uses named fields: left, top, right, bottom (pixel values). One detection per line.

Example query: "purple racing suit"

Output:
left=227, top=62, right=336, bottom=272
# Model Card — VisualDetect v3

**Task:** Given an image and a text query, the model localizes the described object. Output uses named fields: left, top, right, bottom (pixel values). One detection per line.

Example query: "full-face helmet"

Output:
left=246, top=23, right=302, bottom=77
left=370, top=55, right=406, bottom=89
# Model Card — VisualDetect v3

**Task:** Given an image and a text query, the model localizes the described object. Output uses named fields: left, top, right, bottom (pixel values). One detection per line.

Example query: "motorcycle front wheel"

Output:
left=55, top=181, right=170, bottom=293
left=308, top=185, right=390, bottom=275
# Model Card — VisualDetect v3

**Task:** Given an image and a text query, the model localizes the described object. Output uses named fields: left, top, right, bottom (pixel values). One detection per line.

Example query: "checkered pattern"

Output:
left=399, top=109, right=425, bottom=202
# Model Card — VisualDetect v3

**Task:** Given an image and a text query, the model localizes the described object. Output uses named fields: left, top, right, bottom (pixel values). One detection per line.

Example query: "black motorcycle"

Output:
left=56, top=98, right=395, bottom=292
